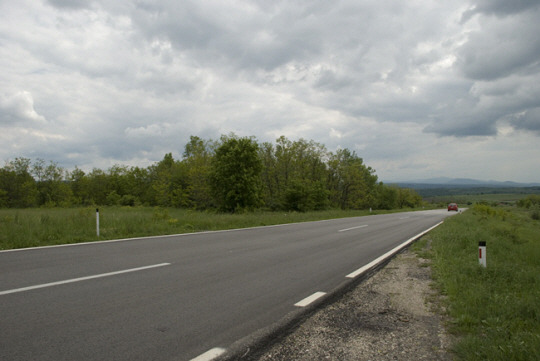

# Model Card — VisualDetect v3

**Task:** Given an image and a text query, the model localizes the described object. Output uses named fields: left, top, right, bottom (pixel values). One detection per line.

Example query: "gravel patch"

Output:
left=250, top=244, right=453, bottom=360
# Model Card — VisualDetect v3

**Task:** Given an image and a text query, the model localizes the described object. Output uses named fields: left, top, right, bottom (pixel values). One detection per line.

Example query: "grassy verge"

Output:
left=417, top=205, right=540, bottom=360
left=0, top=206, right=423, bottom=250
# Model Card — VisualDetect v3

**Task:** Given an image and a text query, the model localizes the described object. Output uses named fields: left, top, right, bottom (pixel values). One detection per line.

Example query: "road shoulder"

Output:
left=254, top=242, right=453, bottom=360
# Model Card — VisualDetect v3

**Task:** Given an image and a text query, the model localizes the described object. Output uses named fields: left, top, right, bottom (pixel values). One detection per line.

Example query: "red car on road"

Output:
left=448, top=203, right=458, bottom=211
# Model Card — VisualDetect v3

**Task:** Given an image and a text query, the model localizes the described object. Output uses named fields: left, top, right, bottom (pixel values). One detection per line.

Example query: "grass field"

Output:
left=413, top=204, right=540, bottom=360
left=0, top=206, right=416, bottom=250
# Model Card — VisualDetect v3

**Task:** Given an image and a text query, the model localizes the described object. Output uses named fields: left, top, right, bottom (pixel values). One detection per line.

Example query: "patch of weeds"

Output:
left=152, top=207, right=170, bottom=221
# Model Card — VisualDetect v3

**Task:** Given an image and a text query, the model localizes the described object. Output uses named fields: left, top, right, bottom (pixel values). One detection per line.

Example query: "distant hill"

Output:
left=384, top=178, right=540, bottom=198
left=388, top=177, right=540, bottom=188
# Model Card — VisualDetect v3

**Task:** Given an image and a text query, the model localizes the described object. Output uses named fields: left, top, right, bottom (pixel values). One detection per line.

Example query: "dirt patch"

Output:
left=254, top=245, right=453, bottom=360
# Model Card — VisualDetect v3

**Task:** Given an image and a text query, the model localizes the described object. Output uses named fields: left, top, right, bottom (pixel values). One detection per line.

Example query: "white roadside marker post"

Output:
left=479, top=241, right=486, bottom=267
left=96, top=208, right=100, bottom=238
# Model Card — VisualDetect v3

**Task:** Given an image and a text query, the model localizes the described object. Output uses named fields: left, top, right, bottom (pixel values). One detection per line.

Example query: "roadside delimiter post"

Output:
left=478, top=241, right=486, bottom=267
left=96, top=208, right=100, bottom=238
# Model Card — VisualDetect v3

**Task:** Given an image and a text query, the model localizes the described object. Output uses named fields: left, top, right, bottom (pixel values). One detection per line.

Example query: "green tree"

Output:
left=0, top=138, right=420, bottom=212
left=31, top=158, right=46, bottom=183
left=395, top=187, right=422, bottom=208
left=0, top=188, right=8, bottom=208
left=0, top=158, right=38, bottom=207
left=375, top=183, right=398, bottom=210
left=210, top=135, right=262, bottom=212
left=107, top=165, right=130, bottom=197
left=33, top=160, right=72, bottom=207
left=266, top=136, right=328, bottom=211
left=149, top=153, right=174, bottom=207
left=283, top=179, right=328, bottom=212
left=148, top=153, right=187, bottom=207
left=86, top=168, right=110, bottom=205
left=69, top=167, right=90, bottom=205
left=327, top=149, right=378, bottom=210
left=125, top=166, right=152, bottom=205
left=182, top=136, right=214, bottom=209
left=259, top=141, right=280, bottom=210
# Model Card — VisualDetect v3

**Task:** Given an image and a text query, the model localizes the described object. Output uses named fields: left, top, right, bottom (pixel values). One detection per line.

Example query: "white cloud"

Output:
left=0, top=91, right=47, bottom=125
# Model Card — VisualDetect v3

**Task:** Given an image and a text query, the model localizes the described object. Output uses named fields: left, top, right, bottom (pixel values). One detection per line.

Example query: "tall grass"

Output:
left=424, top=204, right=540, bottom=360
left=0, top=206, right=393, bottom=250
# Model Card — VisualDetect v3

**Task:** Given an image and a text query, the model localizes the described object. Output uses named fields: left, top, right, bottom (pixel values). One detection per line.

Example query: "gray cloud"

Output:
left=425, top=115, right=499, bottom=138
left=1, top=0, right=539, bottom=182
left=47, top=0, right=90, bottom=10
left=511, top=107, right=540, bottom=134
left=457, top=12, right=540, bottom=81
left=461, top=0, right=540, bottom=21
left=126, top=1, right=331, bottom=73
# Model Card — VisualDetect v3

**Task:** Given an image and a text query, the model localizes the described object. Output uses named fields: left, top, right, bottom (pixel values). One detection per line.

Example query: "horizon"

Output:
left=383, top=177, right=540, bottom=185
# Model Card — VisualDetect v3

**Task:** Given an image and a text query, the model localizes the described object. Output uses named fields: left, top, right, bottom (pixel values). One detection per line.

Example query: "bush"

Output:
left=473, top=203, right=509, bottom=220
left=283, top=180, right=328, bottom=212
left=106, top=191, right=121, bottom=206
left=120, top=194, right=138, bottom=207
left=517, top=195, right=540, bottom=209
left=531, top=207, right=540, bottom=221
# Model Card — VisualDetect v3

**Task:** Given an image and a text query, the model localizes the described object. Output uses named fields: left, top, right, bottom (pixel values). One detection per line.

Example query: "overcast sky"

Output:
left=1, top=0, right=539, bottom=182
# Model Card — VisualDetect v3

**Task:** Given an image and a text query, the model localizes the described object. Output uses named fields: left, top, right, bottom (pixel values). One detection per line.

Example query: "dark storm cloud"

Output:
left=461, top=0, right=540, bottom=21
left=457, top=12, right=540, bottom=81
left=511, top=108, right=540, bottom=134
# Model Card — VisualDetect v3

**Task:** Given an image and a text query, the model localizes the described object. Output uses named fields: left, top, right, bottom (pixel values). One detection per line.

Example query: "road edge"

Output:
left=214, top=221, right=444, bottom=361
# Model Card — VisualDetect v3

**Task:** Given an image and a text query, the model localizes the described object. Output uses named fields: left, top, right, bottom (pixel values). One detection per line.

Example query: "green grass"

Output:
left=0, top=206, right=421, bottom=250
left=419, top=204, right=540, bottom=360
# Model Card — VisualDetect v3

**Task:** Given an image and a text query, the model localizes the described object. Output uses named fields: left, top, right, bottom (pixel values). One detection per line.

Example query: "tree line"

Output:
left=0, top=135, right=422, bottom=212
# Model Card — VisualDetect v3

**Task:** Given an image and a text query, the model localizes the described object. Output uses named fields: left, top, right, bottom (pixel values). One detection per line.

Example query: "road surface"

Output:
left=0, top=209, right=457, bottom=360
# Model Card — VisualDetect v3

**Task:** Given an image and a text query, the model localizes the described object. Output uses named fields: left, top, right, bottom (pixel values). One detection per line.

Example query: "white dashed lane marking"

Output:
left=0, top=263, right=171, bottom=296
left=190, top=347, right=226, bottom=361
left=338, top=224, right=368, bottom=232
left=294, top=292, right=327, bottom=307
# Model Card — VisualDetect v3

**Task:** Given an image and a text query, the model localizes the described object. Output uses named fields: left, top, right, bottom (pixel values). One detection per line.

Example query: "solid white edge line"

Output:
left=1, top=210, right=444, bottom=254
left=294, top=291, right=327, bottom=307
left=0, top=218, right=336, bottom=253
left=0, top=263, right=171, bottom=296
left=338, top=224, right=368, bottom=232
left=346, top=221, right=443, bottom=279
left=190, top=347, right=227, bottom=361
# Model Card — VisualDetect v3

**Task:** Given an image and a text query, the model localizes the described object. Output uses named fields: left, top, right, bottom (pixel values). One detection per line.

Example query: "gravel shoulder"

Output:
left=252, top=242, right=454, bottom=360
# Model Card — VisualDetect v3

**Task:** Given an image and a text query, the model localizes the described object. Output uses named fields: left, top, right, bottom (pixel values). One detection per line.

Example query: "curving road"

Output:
left=0, top=209, right=458, bottom=361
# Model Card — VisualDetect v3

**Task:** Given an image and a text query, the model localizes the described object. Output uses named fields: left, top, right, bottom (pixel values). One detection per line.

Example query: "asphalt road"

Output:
left=0, top=209, right=457, bottom=361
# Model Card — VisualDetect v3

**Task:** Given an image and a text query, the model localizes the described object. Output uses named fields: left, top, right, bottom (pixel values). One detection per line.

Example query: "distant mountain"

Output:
left=387, top=177, right=540, bottom=187
left=384, top=177, right=540, bottom=198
